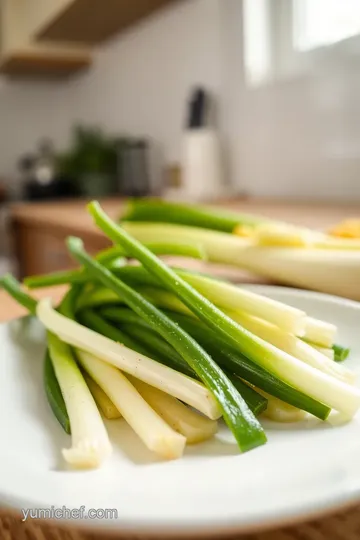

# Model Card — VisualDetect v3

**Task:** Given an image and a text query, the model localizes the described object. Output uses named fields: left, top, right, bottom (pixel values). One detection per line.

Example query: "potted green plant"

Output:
left=56, top=125, right=118, bottom=197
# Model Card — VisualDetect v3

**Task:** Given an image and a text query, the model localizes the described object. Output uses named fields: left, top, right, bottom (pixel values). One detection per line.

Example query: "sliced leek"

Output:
left=88, top=203, right=360, bottom=418
left=37, top=298, right=222, bottom=420
left=226, top=311, right=355, bottom=384
left=310, top=344, right=334, bottom=360
left=82, top=373, right=121, bottom=420
left=76, top=350, right=186, bottom=459
left=260, top=391, right=307, bottom=423
left=303, top=317, right=337, bottom=348
left=333, top=343, right=351, bottom=363
left=47, top=332, right=112, bottom=468
left=122, top=198, right=267, bottom=232
left=68, top=230, right=267, bottom=453
left=113, top=265, right=306, bottom=335
left=122, top=222, right=252, bottom=266
left=129, top=376, right=218, bottom=444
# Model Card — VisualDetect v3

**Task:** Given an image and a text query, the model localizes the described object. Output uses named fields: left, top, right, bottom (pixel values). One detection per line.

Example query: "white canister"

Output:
left=180, top=128, right=224, bottom=202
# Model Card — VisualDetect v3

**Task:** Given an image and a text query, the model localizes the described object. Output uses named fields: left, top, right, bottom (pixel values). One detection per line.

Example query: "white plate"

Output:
left=1, top=286, right=360, bottom=537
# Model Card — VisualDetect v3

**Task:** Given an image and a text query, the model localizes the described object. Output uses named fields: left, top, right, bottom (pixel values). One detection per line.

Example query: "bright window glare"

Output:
left=243, top=0, right=271, bottom=86
left=294, top=0, right=360, bottom=51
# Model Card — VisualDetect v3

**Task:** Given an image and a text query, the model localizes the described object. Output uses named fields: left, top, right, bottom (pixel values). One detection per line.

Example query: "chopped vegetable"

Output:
left=258, top=389, right=307, bottom=423
left=119, top=323, right=195, bottom=378
left=253, top=223, right=320, bottom=248
left=122, top=198, right=268, bottom=232
left=37, top=298, right=222, bottom=421
left=88, top=202, right=360, bottom=417
left=80, top=309, right=267, bottom=415
left=226, top=311, right=355, bottom=384
left=0, top=273, right=37, bottom=314
left=82, top=372, right=121, bottom=420
left=44, top=349, right=71, bottom=433
left=77, top=284, right=190, bottom=316
left=328, top=219, right=360, bottom=239
left=112, top=265, right=306, bottom=335
left=122, top=222, right=251, bottom=266
left=88, top=309, right=267, bottom=415
left=77, top=308, right=150, bottom=358
left=308, top=344, right=334, bottom=361
left=67, top=233, right=267, bottom=453
left=128, top=376, right=218, bottom=445
left=303, top=317, right=337, bottom=348
left=47, top=332, right=112, bottom=468
left=1, top=197, right=359, bottom=465
left=158, top=310, right=331, bottom=420
left=333, top=343, right=351, bottom=363
left=227, top=375, right=268, bottom=416
left=76, top=349, right=186, bottom=460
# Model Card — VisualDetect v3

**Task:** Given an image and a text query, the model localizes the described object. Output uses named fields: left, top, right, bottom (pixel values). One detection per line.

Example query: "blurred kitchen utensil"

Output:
left=179, top=86, right=223, bottom=201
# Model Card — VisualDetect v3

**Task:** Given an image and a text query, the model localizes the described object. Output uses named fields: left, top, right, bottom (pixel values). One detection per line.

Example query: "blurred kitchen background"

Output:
left=0, top=0, right=360, bottom=278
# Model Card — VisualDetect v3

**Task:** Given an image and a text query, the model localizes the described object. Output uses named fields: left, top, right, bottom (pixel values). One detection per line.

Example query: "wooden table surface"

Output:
left=9, top=196, right=360, bottom=233
left=0, top=285, right=66, bottom=323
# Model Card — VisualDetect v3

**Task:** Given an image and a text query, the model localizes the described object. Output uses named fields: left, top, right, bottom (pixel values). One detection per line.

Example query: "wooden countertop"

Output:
left=9, top=197, right=360, bottom=233
left=10, top=198, right=123, bottom=237
left=0, top=285, right=67, bottom=323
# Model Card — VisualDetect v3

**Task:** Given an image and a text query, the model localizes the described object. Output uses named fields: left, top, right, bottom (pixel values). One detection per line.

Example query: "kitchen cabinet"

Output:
left=34, top=0, right=178, bottom=44
left=9, top=199, right=118, bottom=278
left=0, top=0, right=92, bottom=77
left=0, top=0, right=179, bottom=77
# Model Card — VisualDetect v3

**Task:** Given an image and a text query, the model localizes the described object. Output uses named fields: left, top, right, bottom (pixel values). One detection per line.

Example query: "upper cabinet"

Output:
left=0, top=0, right=92, bottom=77
left=34, top=0, right=177, bottom=44
left=0, top=0, right=178, bottom=78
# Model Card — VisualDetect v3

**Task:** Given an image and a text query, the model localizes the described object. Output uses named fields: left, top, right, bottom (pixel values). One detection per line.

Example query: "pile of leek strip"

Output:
left=120, top=199, right=360, bottom=301
left=0, top=200, right=358, bottom=470
left=121, top=198, right=360, bottom=249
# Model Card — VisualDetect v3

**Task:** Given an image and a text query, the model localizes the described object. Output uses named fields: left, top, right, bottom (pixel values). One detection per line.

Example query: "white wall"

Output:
left=1, top=0, right=360, bottom=200
left=67, top=0, right=223, bottom=163
left=0, top=0, right=224, bottom=191
left=0, top=78, right=72, bottom=191
left=239, top=60, right=360, bottom=200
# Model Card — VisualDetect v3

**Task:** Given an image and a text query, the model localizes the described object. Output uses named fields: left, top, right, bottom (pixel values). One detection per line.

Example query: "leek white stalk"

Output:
left=122, top=223, right=360, bottom=301
left=303, top=317, right=337, bottom=348
left=248, top=340, right=360, bottom=416
left=315, top=237, right=360, bottom=250
left=83, top=373, right=121, bottom=419
left=37, top=299, right=221, bottom=420
left=129, top=376, right=218, bottom=444
left=259, top=390, right=307, bottom=423
left=229, top=248, right=360, bottom=303
left=226, top=311, right=354, bottom=384
left=310, top=344, right=334, bottom=360
left=76, top=350, right=186, bottom=459
left=254, top=223, right=320, bottom=248
left=180, top=273, right=306, bottom=335
left=47, top=332, right=112, bottom=468
left=122, top=222, right=251, bottom=265
left=244, top=222, right=360, bottom=250
left=77, top=285, right=353, bottom=383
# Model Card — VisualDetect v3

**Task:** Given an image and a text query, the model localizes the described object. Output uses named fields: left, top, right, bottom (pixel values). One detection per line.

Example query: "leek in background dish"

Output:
left=120, top=199, right=360, bottom=300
